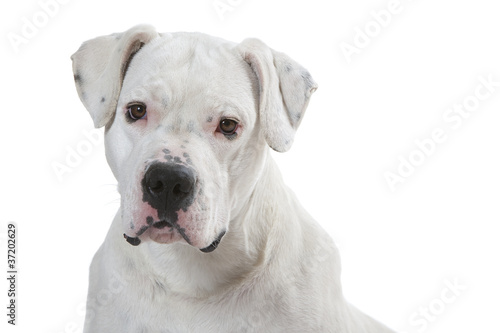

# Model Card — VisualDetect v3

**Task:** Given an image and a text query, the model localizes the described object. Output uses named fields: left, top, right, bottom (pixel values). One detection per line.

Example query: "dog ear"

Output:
left=71, top=24, right=159, bottom=128
left=237, top=38, right=318, bottom=152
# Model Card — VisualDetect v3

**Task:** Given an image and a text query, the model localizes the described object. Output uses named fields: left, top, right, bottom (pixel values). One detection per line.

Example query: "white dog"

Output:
left=72, top=25, right=395, bottom=333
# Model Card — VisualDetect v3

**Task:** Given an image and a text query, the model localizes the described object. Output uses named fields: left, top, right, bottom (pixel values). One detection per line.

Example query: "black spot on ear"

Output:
left=74, top=74, right=82, bottom=84
left=101, top=97, right=106, bottom=103
left=301, top=71, right=314, bottom=87
left=292, top=112, right=302, bottom=122
left=284, top=63, right=293, bottom=73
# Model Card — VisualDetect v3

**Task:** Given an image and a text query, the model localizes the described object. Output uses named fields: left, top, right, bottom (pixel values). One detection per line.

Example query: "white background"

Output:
left=1, top=0, right=499, bottom=332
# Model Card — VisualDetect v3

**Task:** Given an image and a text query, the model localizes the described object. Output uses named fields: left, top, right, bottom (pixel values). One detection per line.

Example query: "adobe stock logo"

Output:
left=406, top=278, right=466, bottom=333
left=384, top=74, right=499, bottom=192
left=212, top=0, right=245, bottom=21
left=7, top=0, right=72, bottom=53
left=51, top=128, right=104, bottom=182
left=340, top=0, right=406, bottom=63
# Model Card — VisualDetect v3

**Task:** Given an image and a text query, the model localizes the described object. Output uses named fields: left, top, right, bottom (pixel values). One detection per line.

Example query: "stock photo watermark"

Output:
left=51, top=128, right=103, bottom=182
left=236, top=236, right=335, bottom=332
left=212, top=0, right=245, bottom=21
left=53, top=53, right=165, bottom=185
left=5, top=222, right=18, bottom=325
left=53, top=270, right=128, bottom=333
left=6, top=0, right=72, bottom=53
left=384, top=73, right=499, bottom=192
left=340, top=0, right=418, bottom=64
left=400, top=278, right=466, bottom=333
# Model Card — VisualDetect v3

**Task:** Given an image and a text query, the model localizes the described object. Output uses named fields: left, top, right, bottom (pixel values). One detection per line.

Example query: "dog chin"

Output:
left=147, top=228, right=226, bottom=252
left=149, top=227, right=184, bottom=244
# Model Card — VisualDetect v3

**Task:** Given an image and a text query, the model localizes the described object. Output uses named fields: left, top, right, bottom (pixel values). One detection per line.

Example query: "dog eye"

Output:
left=127, top=103, right=147, bottom=121
left=217, top=119, right=239, bottom=136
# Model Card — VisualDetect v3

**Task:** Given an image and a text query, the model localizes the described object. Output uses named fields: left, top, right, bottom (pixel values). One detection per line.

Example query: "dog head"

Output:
left=71, top=25, right=317, bottom=252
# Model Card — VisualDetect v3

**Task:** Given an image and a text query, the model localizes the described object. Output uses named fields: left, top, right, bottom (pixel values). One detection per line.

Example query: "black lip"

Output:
left=200, top=231, right=226, bottom=253
left=124, top=234, right=141, bottom=246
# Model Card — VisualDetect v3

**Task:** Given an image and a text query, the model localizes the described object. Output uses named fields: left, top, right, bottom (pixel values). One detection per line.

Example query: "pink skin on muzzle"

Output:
left=122, top=147, right=207, bottom=248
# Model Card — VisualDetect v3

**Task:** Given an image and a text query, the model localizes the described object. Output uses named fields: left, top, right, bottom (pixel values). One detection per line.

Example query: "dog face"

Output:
left=71, top=25, right=317, bottom=252
left=106, top=34, right=262, bottom=251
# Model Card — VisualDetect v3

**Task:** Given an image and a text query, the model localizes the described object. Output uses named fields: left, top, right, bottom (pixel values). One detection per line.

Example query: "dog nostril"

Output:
left=172, top=183, right=192, bottom=196
left=173, top=184, right=182, bottom=196
left=148, top=180, right=164, bottom=195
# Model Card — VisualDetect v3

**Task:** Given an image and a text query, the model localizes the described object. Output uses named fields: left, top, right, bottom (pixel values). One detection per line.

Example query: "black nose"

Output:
left=141, top=162, right=196, bottom=217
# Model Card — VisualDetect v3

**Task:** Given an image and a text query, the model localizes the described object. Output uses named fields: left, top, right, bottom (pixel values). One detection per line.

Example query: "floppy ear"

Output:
left=237, top=38, right=318, bottom=152
left=71, top=24, right=159, bottom=128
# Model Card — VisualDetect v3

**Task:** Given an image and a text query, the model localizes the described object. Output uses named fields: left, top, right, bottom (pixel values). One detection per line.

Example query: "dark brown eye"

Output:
left=218, top=119, right=239, bottom=136
left=127, top=103, right=147, bottom=120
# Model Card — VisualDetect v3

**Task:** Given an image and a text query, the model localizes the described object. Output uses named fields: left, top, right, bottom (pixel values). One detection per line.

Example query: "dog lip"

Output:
left=152, top=220, right=173, bottom=229
left=123, top=234, right=141, bottom=246
left=200, top=231, right=226, bottom=253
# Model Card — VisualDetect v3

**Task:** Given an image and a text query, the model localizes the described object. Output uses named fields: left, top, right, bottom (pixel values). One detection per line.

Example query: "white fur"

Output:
left=72, top=25, right=395, bottom=333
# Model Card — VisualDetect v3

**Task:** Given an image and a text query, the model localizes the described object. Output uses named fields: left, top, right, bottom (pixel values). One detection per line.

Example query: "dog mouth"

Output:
left=123, top=219, right=175, bottom=247
left=152, top=220, right=173, bottom=229
left=123, top=220, right=226, bottom=253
